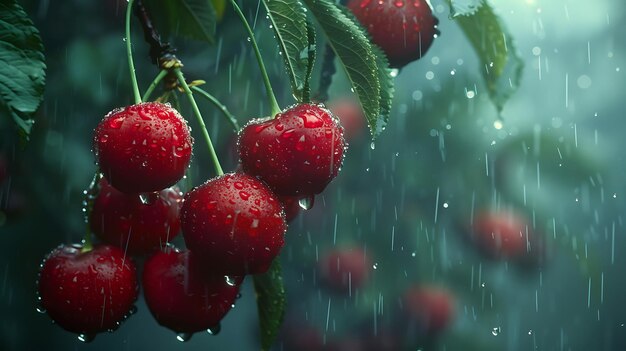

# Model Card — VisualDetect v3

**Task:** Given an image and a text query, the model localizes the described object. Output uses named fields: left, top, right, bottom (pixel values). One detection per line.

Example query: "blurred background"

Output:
left=1, top=0, right=626, bottom=350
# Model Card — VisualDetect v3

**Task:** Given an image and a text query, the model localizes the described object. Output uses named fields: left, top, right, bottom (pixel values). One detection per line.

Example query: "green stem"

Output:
left=126, top=0, right=142, bottom=104
left=174, top=68, right=224, bottom=176
left=143, top=69, right=168, bottom=102
left=229, top=0, right=280, bottom=117
left=171, top=90, right=181, bottom=112
left=191, top=86, right=240, bottom=132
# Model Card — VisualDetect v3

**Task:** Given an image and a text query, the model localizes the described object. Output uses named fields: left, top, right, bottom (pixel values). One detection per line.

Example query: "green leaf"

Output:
left=450, top=0, right=523, bottom=111
left=262, top=0, right=313, bottom=102
left=304, top=0, right=387, bottom=138
left=253, top=259, right=286, bottom=351
left=144, top=0, right=217, bottom=43
left=371, top=45, right=394, bottom=134
left=339, top=6, right=394, bottom=135
left=302, top=20, right=316, bottom=102
left=448, top=0, right=483, bottom=17
left=0, top=0, right=46, bottom=140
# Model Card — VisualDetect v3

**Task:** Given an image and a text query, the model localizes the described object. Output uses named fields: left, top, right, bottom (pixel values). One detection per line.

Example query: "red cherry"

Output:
left=402, top=286, right=455, bottom=336
left=238, top=103, right=346, bottom=196
left=328, top=98, right=366, bottom=142
left=181, top=172, right=287, bottom=275
left=319, top=248, right=371, bottom=294
left=94, top=102, right=193, bottom=193
left=347, top=0, right=439, bottom=68
left=90, top=178, right=182, bottom=255
left=142, top=247, right=242, bottom=337
left=37, top=244, right=138, bottom=339
left=471, top=210, right=530, bottom=260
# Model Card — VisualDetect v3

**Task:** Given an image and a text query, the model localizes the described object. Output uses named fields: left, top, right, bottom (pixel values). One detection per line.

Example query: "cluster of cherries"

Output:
left=35, top=0, right=444, bottom=343
left=37, top=101, right=346, bottom=341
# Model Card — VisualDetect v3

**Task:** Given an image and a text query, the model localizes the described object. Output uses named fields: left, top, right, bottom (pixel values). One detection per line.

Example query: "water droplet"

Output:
left=299, top=113, right=323, bottom=128
left=139, top=192, right=158, bottom=205
left=295, top=135, right=306, bottom=151
left=108, top=116, right=124, bottom=129
left=373, top=263, right=378, bottom=269
left=225, top=276, right=237, bottom=287
left=176, top=333, right=192, bottom=342
left=370, top=142, right=376, bottom=150
left=77, top=333, right=95, bottom=343
left=492, top=327, right=501, bottom=336
left=298, top=196, right=314, bottom=210
left=207, top=324, right=221, bottom=335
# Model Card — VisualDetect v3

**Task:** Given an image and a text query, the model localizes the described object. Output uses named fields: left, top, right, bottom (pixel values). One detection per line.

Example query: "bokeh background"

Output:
left=1, top=0, right=626, bottom=350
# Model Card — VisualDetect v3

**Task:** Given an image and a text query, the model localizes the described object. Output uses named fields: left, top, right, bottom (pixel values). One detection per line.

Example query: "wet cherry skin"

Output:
left=142, top=247, right=242, bottom=335
left=90, top=178, right=182, bottom=255
left=181, top=172, right=287, bottom=275
left=37, top=244, right=138, bottom=336
left=94, top=102, right=193, bottom=194
left=238, top=103, right=346, bottom=197
left=347, top=0, right=439, bottom=68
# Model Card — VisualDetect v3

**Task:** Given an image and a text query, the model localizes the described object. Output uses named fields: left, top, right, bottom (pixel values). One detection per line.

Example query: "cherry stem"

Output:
left=190, top=86, right=240, bottom=132
left=126, top=0, right=142, bottom=105
left=143, top=69, right=168, bottom=102
left=174, top=68, right=224, bottom=176
left=229, top=0, right=281, bottom=117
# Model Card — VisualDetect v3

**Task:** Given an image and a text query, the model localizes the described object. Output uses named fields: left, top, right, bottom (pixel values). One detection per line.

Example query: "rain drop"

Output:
left=77, top=333, right=95, bottom=343
left=298, top=196, right=314, bottom=210
left=207, top=324, right=221, bottom=335
left=176, top=332, right=192, bottom=342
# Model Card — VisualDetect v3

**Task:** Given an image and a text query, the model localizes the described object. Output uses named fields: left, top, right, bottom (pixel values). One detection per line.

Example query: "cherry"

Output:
left=90, top=178, right=182, bottom=255
left=238, top=103, right=346, bottom=196
left=347, top=0, right=439, bottom=68
left=142, top=247, right=242, bottom=337
left=328, top=98, right=366, bottom=142
left=37, top=244, right=138, bottom=339
left=401, top=286, right=455, bottom=336
left=471, top=210, right=530, bottom=260
left=180, top=172, right=287, bottom=275
left=319, top=248, right=371, bottom=294
left=94, top=102, right=193, bottom=193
